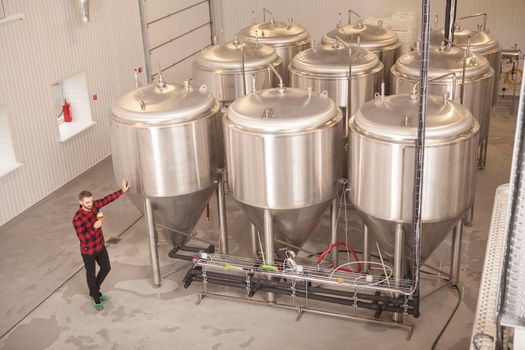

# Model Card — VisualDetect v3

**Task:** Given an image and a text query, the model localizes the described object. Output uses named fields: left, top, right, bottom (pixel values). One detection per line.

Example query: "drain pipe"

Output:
left=411, top=0, right=432, bottom=313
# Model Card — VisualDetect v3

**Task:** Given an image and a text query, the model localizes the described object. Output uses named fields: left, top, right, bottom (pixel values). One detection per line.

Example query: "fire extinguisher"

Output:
left=62, top=99, right=72, bottom=122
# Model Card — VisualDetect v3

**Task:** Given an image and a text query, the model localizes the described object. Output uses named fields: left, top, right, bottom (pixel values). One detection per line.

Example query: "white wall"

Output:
left=142, top=0, right=212, bottom=83
left=0, top=0, right=145, bottom=225
left=214, top=0, right=525, bottom=53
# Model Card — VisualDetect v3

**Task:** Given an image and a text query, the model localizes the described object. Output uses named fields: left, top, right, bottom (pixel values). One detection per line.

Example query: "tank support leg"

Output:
left=330, top=199, right=338, bottom=268
left=145, top=197, right=161, bottom=287
left=250, top=223, right=258, bottom=258
left=264, top=209, right=275, bottom=303
left=450, top=218, right=463, bottom=286
left=479, top=138, right=488, bottom=169
left=217, top=169, right=228, bottom=254
left=393, top=223, right=404, bottom=322
left=363, top=224, right=370, bottom=273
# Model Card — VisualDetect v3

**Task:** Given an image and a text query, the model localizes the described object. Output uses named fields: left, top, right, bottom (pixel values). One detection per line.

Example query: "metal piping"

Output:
left=268, top=63, right=284, bottom=90
left=217, top=169, right=228, bottom=254
left=145, top=197, right=161, bottom=287
left=444, top=0, right=458, bottom=42
left=412, top=0, right=432, bottom=298
left=262, top=8, right=274, bottom=23
left=186, top=269, right=416, bottom=315
left=393, top=223, right=404, bottom=322
left=250, top=223, right=258, bottom=257
left=456, top=12, right=487, bottom=31
left=450, top=218, right=463, bottom=286
left=363, top=225, right=370, bottom=273
left=240, top=41, right=247, bottom=96
left=347, top=9, right=362, bottom=25
left=460, top=37, right=471, bottom=105
left=138, top=0, right=152, bottom=82
left=330, top=199, right=338, bottom=267
left=263, top=209, right=275, bottom=302
left=411, top=72, right=458, bottom=99
left=335, top=36, right=352, bottom=138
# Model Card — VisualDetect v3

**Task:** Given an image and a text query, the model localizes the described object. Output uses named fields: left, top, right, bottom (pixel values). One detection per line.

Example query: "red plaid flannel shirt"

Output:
left=72, top=190, right=123, bottom=255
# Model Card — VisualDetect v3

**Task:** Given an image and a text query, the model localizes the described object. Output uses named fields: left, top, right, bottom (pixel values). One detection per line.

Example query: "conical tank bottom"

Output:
left=237, top=200, right=332, bottom=258
left=359, top=212, right=461, bottom=265
left=127, top=186, right=216, bottom=250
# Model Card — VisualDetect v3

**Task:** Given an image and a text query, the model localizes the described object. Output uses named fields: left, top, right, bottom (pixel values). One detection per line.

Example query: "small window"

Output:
left=0, top=107, right=22, bottom=177
left=54, top=71, right=96, bottom=142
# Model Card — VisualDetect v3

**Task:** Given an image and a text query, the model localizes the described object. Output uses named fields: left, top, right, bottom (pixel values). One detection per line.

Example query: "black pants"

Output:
left=81, top=247, right=111, bottom=303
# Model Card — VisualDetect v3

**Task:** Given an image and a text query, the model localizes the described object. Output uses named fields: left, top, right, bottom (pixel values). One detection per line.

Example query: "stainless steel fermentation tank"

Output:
left=322, top=14, right=402, bottom=94
left=289, top=41, right=383, bottom=125
left=391, top=44, right=494, bottom=168
left=423, top=13, right=501, bottom=107
left=349, top=93, right=479, bottom=278
left=192, top=39, right=282, bottom=172
left=237, top=9, right=311, bottom=86
left=224, top=87, right=343, bottom=264
left=192, top=39, right=282, bottom=104
left=110, top=77, right=228, bottom=286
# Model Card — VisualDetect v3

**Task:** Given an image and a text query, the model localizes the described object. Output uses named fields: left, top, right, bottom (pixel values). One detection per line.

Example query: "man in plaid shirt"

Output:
left=73, top=179, right=130, bottom=311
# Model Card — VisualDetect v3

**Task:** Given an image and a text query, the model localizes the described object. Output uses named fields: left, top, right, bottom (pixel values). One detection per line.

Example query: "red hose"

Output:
left=316, top=241, right=361, bottom=273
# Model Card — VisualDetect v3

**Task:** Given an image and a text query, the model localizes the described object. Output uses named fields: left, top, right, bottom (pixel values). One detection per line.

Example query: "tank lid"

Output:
left=428, top=28, right=499, bottom=54
left=322, top=23, right=400, bottom=49
left=111, top=82, right=216, bottom=124
left=237, top=21, right=310, bottom=46
left=193, top=40, right=279, bottom=71
left=354, top=94, right=474, bottom=140
left=291, top=44, right=382, bottom=75
left=394, top=45, right=492, bottom=79
left=227, top=87, right=339, bottom=132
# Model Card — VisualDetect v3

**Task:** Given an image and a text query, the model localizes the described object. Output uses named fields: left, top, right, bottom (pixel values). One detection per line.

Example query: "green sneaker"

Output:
left=92, top=300, right=104, bottom=311
left=99, top=293, right=110, bottom=302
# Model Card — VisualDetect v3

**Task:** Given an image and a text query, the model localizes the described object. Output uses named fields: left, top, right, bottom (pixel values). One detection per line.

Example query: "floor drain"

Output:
left=107, top=237, right=121, bottom=245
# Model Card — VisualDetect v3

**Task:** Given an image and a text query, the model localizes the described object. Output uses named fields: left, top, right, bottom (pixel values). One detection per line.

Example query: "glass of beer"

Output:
left=97, top=212, right=104, bottom=221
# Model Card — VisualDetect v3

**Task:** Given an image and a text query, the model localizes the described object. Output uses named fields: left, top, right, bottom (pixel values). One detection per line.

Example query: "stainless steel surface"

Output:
left=289, top=43, right=383, bottom=116
left=224, top=87, right=343, bottom=256
left=110, top=81, right=221, bottom=250
left=192, top=40, right=282, bottom=103
left=423, top=24, right=501, bottom=106
left=145, top=197, right=161, bottom=287
left=392, top=45, right=494, bottom=152
left=393, top=223, right=404, bottom=322
left=264, top=209, right=275, bottom=302
left=237, top=16, right=311, bottom=86
left=349, top=94, right=480, bottom=262
left=322, top=21, right=401, bottom=94
left=250, top=223, right=258, bottom=257
left=498, top=63, right=525, bottom=331
left=450, top=219, right=463, bottom=286
left=363, top=224, right=370, bottom=273
left=470, top=185, right=508, bottom=350
left=217, top=170, right=228, bottom=254
left=330, top=199, right=338, bottom=267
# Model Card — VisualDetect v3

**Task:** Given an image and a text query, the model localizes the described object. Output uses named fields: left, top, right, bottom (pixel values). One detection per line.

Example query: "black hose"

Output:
left=431, top=285, right=462, bottom=349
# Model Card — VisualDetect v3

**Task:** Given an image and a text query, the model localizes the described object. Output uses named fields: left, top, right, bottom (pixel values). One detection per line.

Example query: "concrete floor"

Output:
left=0, top=106, right=517, bottom=350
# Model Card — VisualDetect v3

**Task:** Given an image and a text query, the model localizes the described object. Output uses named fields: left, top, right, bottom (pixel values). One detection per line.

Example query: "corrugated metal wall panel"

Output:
left=215, top=0, right=525, bottom=53
left=149, top=25, right=211, bottom=72
left=144, top=0, right=205, bottom=22
left=142, top=0, right=212, bottom=81
left=161, top=52, right=200, bottom=83
left=0, top=0, right=145, bottom=225
left=147, top=1, right=210, bottom=49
